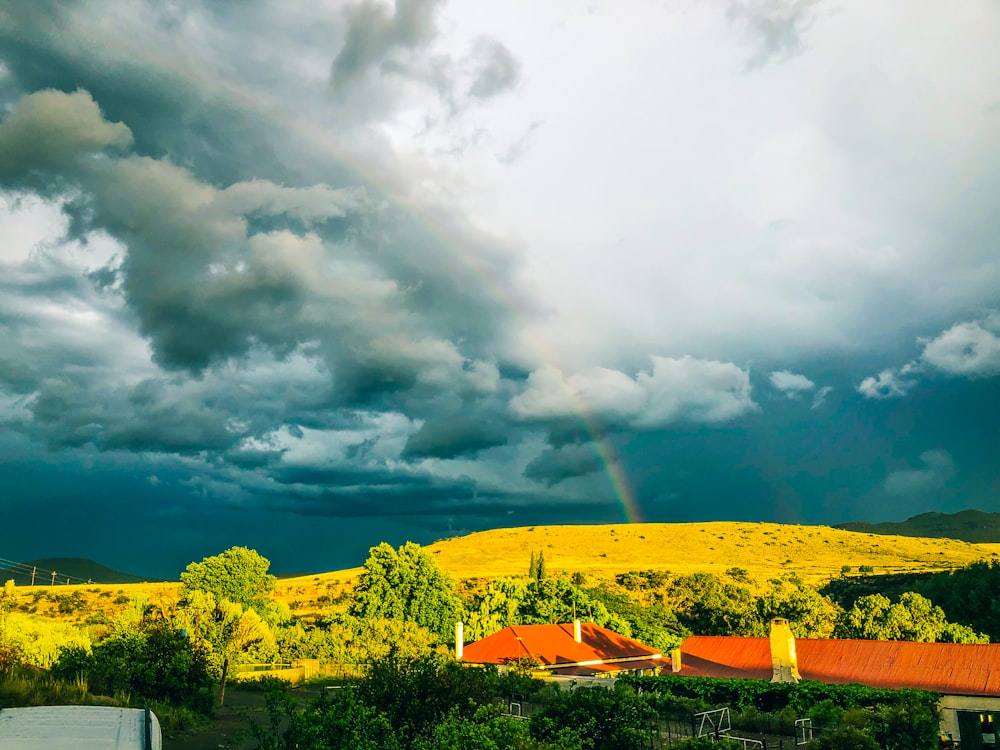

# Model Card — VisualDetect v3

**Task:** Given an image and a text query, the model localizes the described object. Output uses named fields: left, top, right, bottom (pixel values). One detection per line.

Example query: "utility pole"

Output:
left=51, top=570, right=57, bottom=586
left=31, top=566, right=36, bottom=587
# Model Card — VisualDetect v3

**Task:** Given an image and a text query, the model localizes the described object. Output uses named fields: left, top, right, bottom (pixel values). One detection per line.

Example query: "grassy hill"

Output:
left=273, top=521, right=999, bottom=610
left=0, top=557, right=162, bottom=586
left=836, top=509, right=1000, bottom=543
left=11, top=522, right=998, bottom=622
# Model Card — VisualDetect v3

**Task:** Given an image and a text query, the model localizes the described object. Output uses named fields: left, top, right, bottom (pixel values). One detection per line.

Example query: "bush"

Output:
left=809, top=724, right=878, bottom=750
left=52, top=624, right=213, bottom=713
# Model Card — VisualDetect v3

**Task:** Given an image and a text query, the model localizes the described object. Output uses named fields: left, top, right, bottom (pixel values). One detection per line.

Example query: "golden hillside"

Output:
left=16, top=523, right=997, bottom=620
left=278, top=521, right=997, bottom=594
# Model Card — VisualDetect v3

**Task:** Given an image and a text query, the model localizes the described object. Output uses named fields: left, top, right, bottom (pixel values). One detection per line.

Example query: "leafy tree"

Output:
left=915, top=560, right=1000, bottom=640
left=52, top=622, right=213, bottom=712
left=537, top=551, right=547, bottom=581
left=333, top=615, right=442, bottom=663
left=666, top=573, right=762, bottom=636
left=180, top=546, right=277, bottom=618
left=283, top=686, right=402, bottom=750
left=528, top=551, right=538, bottom=580
left=465, top=578, right=527, bottom=641
left=835, top=592, right=987, bottom=642
left=757, top=578, right=842, bottom=638
left=530, top=683, right=657, bottom=750
left=349, top=542, right=463, bottom=642
left=184, top=589, right=274, bottom=705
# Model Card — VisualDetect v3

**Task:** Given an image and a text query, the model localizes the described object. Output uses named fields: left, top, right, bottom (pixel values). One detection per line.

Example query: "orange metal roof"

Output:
left=460, top=622, right=662, bottom=668
left=678, top=636, right=1000, bottom=697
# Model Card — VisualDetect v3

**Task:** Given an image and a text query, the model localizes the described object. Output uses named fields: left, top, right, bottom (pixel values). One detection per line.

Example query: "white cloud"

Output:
left=884, top=449, right=955, bottom=497
left=860, top=313, right=1000, bottom=399
left=510, top=355, right=757, bottom=429
left=810, top=385, right=833, bottom=410
left=857, top=368, right=914, bottom=400
left=769, top=369, right=815, bottom=398
left=920, top=318, right=1000, bottom=377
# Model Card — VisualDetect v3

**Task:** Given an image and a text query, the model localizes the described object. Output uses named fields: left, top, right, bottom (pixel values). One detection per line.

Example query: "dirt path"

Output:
left=164, top=690, right=269, bottom=750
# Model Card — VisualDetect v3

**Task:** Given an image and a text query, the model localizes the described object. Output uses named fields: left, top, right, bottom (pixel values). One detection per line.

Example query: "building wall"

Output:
left=939, top=696, right=1000, bottom=742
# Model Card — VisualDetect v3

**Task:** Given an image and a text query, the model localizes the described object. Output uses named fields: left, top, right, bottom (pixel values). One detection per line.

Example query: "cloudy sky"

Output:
left=1, top=0, right=998, bottom=578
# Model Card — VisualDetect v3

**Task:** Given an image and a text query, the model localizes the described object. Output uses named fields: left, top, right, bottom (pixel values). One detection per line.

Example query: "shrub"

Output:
left=809, top=724, right=878, bottom=750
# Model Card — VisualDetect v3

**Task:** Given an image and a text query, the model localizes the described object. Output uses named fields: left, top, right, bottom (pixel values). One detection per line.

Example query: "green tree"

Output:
left=52, top=622, right=213, bottom=712
left=349, top=542, right=463, bottom=643
left=530, top=684, right=657, bottom=750
left=835, top=591, right=986, bottom=642
left=916, top=560, right=1000, bottom=640
left=184, top=589, right=274, bottom=705
left=537, top=551, right=547, bottom=581
left=180, top=546, right=277, bottom=618
left=465, top=578, right=527, bottom=641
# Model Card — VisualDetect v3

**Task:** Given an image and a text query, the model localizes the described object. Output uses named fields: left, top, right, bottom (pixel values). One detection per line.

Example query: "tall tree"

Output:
left=180, top=546, right=276, bottom=617
left=184, top=589, right=273, bottom=705
left=349, top=542, right=463, bottom=643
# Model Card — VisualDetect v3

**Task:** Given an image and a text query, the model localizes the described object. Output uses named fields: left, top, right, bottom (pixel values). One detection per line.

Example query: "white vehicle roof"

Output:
left=0, top=705, right=162, bottom=750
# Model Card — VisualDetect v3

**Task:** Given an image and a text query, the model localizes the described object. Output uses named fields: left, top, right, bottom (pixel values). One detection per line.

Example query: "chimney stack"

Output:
left=456, top=621, right=464, bottom=660
left=573, top=619, right=582, bottom=643
left=769, top=618, right=801, bottom=683
left=671, top=647, right=682, bottom=673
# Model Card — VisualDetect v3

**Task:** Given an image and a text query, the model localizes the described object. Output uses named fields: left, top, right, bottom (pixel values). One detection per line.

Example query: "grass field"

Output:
left=270, top=521, right=998, bottom=611
left=11, top=522, right=998, bottom=620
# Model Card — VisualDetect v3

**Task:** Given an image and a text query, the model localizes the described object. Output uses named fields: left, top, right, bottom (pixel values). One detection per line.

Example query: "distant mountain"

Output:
left=0, top=558, right=165, bottom=586
left=836, top=510, right=1000, bottom=543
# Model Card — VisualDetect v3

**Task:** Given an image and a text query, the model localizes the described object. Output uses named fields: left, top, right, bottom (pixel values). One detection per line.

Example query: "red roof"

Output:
left=678, top=636, right=1000, bottom=697
left=460, top=622, right=664, bottom=669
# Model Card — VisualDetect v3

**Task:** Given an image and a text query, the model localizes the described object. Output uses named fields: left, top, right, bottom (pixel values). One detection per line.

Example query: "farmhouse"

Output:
left=673, top=620, right=1000, bottom=748
left=458, top=620, right=667, bottom=677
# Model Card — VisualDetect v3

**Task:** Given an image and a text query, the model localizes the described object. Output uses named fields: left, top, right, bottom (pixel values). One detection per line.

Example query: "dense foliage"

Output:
left=913, top=560, right=1000, bottom=641
left=622, top=674, right=941, bottom=750
left=349, top=542, right=464, bottom=643
left=180, top=546, right=278, bottom=618
left=52, top=621, right=213, bottom=712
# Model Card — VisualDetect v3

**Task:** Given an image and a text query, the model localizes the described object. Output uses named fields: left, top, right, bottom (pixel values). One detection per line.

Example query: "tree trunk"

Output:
left=217, top=656, right=229, bottom=706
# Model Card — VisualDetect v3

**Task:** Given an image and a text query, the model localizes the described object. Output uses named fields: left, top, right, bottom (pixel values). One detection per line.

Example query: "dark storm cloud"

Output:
left=401, top=413, right=509, bottom=459
left=0, top=87, right=512, bottom=410
left=523, top=443, right=603, bottom=486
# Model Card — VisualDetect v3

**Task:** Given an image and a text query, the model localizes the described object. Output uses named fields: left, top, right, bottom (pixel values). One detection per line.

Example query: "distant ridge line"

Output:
left=836, top=509, right=1000, bottom=544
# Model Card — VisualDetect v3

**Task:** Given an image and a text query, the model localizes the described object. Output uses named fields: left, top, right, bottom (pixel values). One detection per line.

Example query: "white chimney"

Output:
left=671, top=647, right=682, bottom=673
left=456, top=621, right=464, bottom=660
left=769, top=618, right=801, bottom=683
left=573, top=619, right=582, bottom=643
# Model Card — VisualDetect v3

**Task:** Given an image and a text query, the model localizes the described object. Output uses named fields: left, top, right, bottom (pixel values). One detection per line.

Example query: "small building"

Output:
left=458, top=620, right=667, bottom=677
left=674, top=621, right=1000, bottom=748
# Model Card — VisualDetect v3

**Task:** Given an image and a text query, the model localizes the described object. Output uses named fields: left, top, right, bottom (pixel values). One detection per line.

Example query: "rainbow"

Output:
left=58, top=34, right=643, bottom=524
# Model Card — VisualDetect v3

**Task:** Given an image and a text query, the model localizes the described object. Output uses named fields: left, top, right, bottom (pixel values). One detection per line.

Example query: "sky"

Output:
left=1, top=0, right=998, bottom=579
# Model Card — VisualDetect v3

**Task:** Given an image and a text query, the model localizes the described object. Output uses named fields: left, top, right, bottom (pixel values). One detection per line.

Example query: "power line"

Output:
left=0, top=555, right=100, bottom=586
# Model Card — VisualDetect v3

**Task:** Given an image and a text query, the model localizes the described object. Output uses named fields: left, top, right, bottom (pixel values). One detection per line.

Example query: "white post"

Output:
left=574, top=619, right=582, bottom=643
left=456, top=621, right=464, bottom=659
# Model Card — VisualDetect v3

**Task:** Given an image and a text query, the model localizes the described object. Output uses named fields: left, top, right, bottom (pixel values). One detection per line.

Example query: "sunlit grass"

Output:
left=8, top=523, right=996, bottom=621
